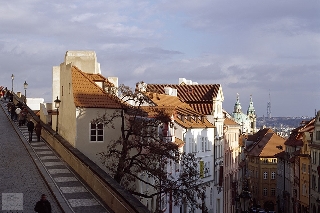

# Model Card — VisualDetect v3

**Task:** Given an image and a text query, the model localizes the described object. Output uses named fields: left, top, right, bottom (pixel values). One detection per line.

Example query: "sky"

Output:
left=0, top=0, right=319, bottom=117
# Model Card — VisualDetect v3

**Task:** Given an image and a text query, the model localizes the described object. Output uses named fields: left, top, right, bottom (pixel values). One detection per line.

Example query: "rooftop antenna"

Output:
left=267, top=90, right=271, bottom=118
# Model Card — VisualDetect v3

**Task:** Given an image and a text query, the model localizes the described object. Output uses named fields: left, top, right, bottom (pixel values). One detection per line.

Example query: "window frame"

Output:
left=90, top=123, right=104, bottom=142
left=263, top=171, right=268, bottom=180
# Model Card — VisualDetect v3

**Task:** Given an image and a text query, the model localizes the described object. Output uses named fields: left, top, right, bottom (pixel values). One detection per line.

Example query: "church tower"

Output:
left=247, top=95, right=257, bottom=134
left=234, top=93, right=242, bottom=113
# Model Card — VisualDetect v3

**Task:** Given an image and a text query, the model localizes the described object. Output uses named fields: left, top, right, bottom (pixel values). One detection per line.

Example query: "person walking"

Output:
left=27, top=120, right=34, bottom=142
left=35, top=121, right=42, bottom=142
left=10, top=103, right=16, bottom=121
left=15, top=107, right=22, bottom=126
left=34, top=194, right=52, bottom=213
left=21, top=107, right=28, bottom=125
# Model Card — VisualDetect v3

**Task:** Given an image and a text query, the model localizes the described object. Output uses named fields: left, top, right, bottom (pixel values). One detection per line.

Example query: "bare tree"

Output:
left=93, top=82, right=208, bottom=212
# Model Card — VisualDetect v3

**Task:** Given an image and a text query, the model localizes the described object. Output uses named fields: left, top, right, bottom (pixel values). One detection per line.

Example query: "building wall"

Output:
left=224, top=124, right=240, bottom=213
left=310, top=111, right=320, bottom=212
left=58, top=63, right=77, bottom=147
left=248, top=156, right=277, bottom=210
left=300, top=156, right=309, bottom=211
left=52, top=65, right=60, bottom=105
left=183, top=127, right=217, bottom=213
left=75, top=107, right=122, bottom=170
left=64, top=51, right=101, bottom=74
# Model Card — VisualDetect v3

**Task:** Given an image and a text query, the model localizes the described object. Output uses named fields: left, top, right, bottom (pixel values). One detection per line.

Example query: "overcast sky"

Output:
left=0, top=0, right=319, bottom=117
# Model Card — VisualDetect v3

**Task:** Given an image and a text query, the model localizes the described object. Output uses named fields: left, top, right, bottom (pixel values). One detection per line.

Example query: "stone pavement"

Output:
left=0, top=100, right=111, bottom=213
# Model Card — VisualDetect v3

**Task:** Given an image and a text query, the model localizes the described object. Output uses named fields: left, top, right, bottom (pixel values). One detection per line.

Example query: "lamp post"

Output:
left=54, top=96, right=61, bottom=133
left=11, top=74, right=14, bottom=92
left=23, top=81, right=28, bottom=103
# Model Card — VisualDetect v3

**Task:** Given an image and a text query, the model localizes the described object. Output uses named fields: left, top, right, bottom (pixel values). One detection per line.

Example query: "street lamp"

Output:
left=11, top=74, right=14, bottom=92
left=23, top=81, right=28, bottom=103
left=54, top=96, right=61, bottom=133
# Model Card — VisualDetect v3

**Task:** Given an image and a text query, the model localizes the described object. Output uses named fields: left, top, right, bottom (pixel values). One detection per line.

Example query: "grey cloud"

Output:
left=141, top=47, right=183, bottom=55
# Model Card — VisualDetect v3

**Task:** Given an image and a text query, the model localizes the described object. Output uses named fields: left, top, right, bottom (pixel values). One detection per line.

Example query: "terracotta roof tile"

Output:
left=71, top=66, right=122, bottom=108
left=188, top=103, right=213, bottom=115
left=86, top=73, right=106, bottom=81
left=224, top=117, right=239, bottom=126
left=246, top=128, right=286, bottom=157
left=147, top=93, right=214, bottom=128
left=146, top=84, right=220, bottom=115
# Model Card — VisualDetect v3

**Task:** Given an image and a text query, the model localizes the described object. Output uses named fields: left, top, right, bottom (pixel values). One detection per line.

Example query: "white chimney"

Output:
left=164, top=87, right=172, bottom=95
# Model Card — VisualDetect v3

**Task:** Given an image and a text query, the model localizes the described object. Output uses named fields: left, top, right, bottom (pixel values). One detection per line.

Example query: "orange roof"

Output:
left=246, top=128, right=286, bottom=157
left=86, top=73, right=106, bottom=81
left=146, top=84, right=220, bottom=115
left=147, top=93, right=214, bottom=128
left=224, top=117, right=239, bottom=126
left=71, top=66, right=122, bottom=108
left=298, top=118, right=315, bottom=133
left=86, top=73, right=115, bottom=87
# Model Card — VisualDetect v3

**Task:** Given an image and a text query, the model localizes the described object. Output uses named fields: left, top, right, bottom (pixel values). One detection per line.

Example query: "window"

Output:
left=271, top=188, right=275, bottom=196
left=263, top=188, right=267, bottom=196
left=90, top=123, right=104, bottom=142
left=205, top=137, right=210, bottom=150
left=316, top=131, right=320, bottom=140
left=302, top=164, right=306, bottom=173
left=271, top=172, right=275, bottom=179
left=263, top=172, right=268, bottom=179
left=201, top=137, right=204, bottom=152
left=312, top=175, right=316, bottom=190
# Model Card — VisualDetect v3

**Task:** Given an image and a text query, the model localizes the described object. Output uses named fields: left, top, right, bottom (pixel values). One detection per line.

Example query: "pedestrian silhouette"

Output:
left=35, top=121, right=42, bottom=142
left=34, top=194, right=51, bottom=213
left=27, top=120, right=34, bottom=142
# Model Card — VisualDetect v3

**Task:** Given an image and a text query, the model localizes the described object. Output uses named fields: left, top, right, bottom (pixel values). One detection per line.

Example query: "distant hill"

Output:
left=256, top=116, right=314, bottom=129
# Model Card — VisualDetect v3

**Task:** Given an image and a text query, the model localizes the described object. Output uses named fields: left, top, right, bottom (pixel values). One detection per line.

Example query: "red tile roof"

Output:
left=246, top=128, right=286, bottom=157
left=146, top=84, right=220, bottom=115
left=146, top=93, right=214, bottom=128
left=71, top=66, right=122, bottom=108
left=224, top=117, right=239, bottom=126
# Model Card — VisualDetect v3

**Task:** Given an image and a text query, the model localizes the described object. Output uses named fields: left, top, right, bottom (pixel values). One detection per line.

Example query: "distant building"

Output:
left=231, top=94, right=256, bottom=135
left=244, top=128, right=285, bottom=212
left=223, top=116, right=241, bottom=213
left=309, top=111, right=320, bottom=213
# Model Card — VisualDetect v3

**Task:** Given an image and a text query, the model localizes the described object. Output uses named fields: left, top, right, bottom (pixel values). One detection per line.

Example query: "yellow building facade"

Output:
left=244, top=128, right=285, bottom=212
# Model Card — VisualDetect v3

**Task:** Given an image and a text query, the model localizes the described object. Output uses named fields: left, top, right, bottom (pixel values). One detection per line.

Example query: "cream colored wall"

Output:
left=224, top=124, right=240, bottom=213
left=52, top=66, right=60, bottom=105
left=75, top=107, right=122, bottom=170
left=64, top=51, right=100, bottom=74
left=58, top=63, right=77, bottom=147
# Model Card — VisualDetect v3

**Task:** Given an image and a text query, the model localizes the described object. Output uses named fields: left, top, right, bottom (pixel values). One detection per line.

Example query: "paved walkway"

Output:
left=0, top=100, right=111, bottom=213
